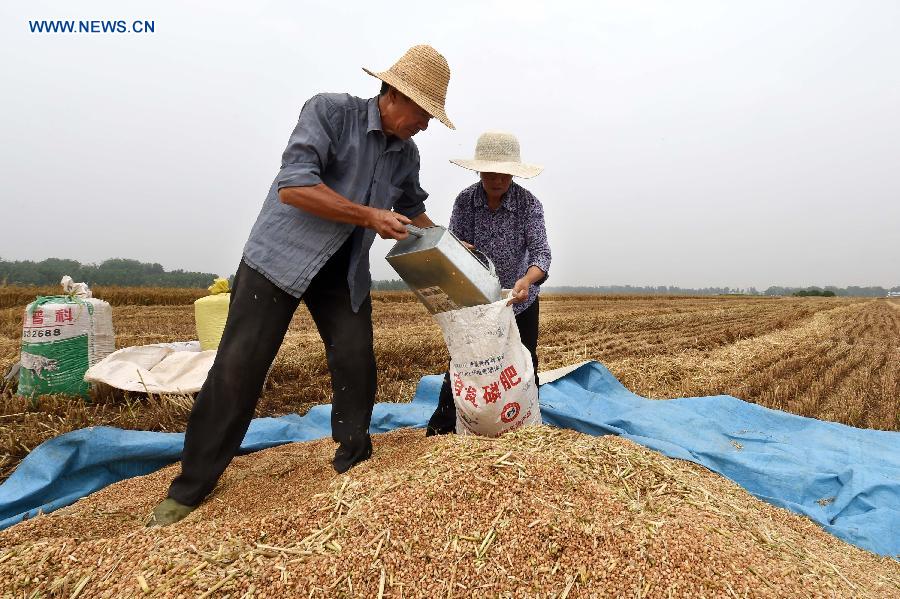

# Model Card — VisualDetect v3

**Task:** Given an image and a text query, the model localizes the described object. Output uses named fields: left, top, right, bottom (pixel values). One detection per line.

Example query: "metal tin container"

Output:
left=386, top=225, right=501, bottom=314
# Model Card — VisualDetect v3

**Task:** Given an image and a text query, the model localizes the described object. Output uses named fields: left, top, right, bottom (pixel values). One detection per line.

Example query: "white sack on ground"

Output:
left=84, top=342, right=213, bottom=394
left=433, top=298, right=541, bottom=436
left=538, top=361, right=591, bottom=385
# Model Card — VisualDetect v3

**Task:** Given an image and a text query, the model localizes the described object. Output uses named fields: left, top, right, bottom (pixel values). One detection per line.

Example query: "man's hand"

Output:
left=368, top=208, right=411, bottom=240
left=508, top=277, right=530, bottom=305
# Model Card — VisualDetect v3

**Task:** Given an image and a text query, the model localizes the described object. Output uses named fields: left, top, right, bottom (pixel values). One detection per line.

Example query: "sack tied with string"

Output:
left=18, top=276, right=114, bottom=398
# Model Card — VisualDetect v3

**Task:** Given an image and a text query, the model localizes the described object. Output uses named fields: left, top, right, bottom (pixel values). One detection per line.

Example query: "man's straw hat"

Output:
left=363, top=45, right=454, bottom=129
left=450, top=131, right=543, bottom=178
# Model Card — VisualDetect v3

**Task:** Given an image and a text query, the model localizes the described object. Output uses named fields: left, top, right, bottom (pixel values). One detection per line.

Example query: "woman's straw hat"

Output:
left=363, top=45, right=454, bottom=129
left=450, top=131, right=543, bottom=178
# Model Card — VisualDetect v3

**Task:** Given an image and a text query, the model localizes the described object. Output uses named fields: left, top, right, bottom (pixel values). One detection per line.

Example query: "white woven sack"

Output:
left=85, top=341, right=213, bottom=394
left=433, top=298, right=541, bottom=437
left=59, top=276, right=115, bottom=367
left=84, top=298, right=114, bottom=366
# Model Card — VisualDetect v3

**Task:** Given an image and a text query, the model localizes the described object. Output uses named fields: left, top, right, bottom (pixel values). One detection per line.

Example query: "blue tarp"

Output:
left=1, top=362, right=898, bottom=557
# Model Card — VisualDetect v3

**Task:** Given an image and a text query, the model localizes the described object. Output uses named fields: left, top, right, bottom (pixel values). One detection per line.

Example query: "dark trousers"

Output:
left=426, top=297, right=540, bottom=435
left=168, top=239, right=376, bottom=506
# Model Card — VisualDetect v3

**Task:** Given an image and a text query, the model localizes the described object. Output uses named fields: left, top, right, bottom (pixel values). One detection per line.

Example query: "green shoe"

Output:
left=148, top=498, right=195, bottom=527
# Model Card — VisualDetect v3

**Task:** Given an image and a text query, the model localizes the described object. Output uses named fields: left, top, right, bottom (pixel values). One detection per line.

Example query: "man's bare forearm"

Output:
left=279, top=183, right=412, bottom=240
left=278, top=184, right=374, bottom=227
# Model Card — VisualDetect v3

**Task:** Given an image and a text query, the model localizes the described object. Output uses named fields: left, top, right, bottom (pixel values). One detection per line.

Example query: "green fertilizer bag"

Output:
left=18, top=277, right=115, bottom=398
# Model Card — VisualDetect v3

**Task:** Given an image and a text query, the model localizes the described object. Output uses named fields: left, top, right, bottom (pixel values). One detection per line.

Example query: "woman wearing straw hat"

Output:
left=151, top=45, right=455, bottom=526
left=426, top=131, right=552, bottom=436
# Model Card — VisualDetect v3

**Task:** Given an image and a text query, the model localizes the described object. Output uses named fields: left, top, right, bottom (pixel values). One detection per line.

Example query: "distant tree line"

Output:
left=765, top=286, right=899, bottom=297
left=0, top=258, right=221, bottom=288
left=350, top=281, right=900, bottom=297
left=542, top=285, right=761, bottom=296
left=368, top=283, right=900, bottom=296
left=371, top=279, right=411, bottom=291
left=541, top=285, right=898, bottom=297
left=3, top=259, right=897, bottom=297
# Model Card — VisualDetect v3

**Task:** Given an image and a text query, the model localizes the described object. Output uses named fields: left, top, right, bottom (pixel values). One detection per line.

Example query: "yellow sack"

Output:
left=194, top=278, right=230, bottom=351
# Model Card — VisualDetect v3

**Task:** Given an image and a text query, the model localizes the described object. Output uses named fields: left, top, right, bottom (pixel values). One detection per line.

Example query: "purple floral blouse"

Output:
left=448, top=181, right=551, bottom=314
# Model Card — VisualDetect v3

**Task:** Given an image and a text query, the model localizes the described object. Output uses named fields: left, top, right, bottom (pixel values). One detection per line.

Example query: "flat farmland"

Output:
left=1, top=291, right=899, bottom=483
left=2, top=290, right=900, bottom=597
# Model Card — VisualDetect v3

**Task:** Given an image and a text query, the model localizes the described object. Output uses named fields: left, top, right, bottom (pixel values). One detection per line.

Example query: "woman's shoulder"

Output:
left=454, top=182, right=482, bottom=204
left=510, top=182, right=542, bottom=209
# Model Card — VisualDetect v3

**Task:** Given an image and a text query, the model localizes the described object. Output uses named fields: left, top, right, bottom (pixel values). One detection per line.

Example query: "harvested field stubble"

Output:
left=1, top=427, right=898, bottom=597
left=2, top=293, right=900, bottom=483
left=0, top=285, right=209, bottom=309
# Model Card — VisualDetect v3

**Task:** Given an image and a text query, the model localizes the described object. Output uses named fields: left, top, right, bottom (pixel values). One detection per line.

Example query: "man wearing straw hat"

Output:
left=151, top=45, right=454, bottom=526
left=426, top=131, right=552, bottom=436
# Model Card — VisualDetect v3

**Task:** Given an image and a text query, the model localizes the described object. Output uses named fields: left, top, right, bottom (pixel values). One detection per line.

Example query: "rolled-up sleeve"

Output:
left=393, top=148, right=429, bottom=219
left=276, top=95, right=342, bottom=190
left=448, top=191, right=474, bottom=244
left=526, top=198, right=551, bottom=284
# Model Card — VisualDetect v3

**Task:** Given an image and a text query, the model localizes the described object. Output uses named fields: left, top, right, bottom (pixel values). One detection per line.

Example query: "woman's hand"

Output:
left=507, top=266, right=546, bottom=305
left=508, top=277, right=530, bottom=305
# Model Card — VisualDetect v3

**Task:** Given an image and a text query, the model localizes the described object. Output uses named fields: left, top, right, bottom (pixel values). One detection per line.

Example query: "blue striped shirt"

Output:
left=243, top=93, right=428, bottom=312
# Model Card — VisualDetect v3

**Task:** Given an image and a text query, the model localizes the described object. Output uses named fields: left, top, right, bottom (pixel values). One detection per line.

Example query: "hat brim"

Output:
left=449, top=158, right=543, bottom=179
left=363, top=68, right=455, bottom=130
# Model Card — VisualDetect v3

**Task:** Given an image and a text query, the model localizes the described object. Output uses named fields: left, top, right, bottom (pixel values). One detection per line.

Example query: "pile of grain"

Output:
left=1, top=427, right=898, bottom=597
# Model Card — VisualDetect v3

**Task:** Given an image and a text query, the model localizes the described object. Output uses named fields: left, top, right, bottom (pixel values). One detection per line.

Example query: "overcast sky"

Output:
left=1, top=1, right=898, bottom=289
